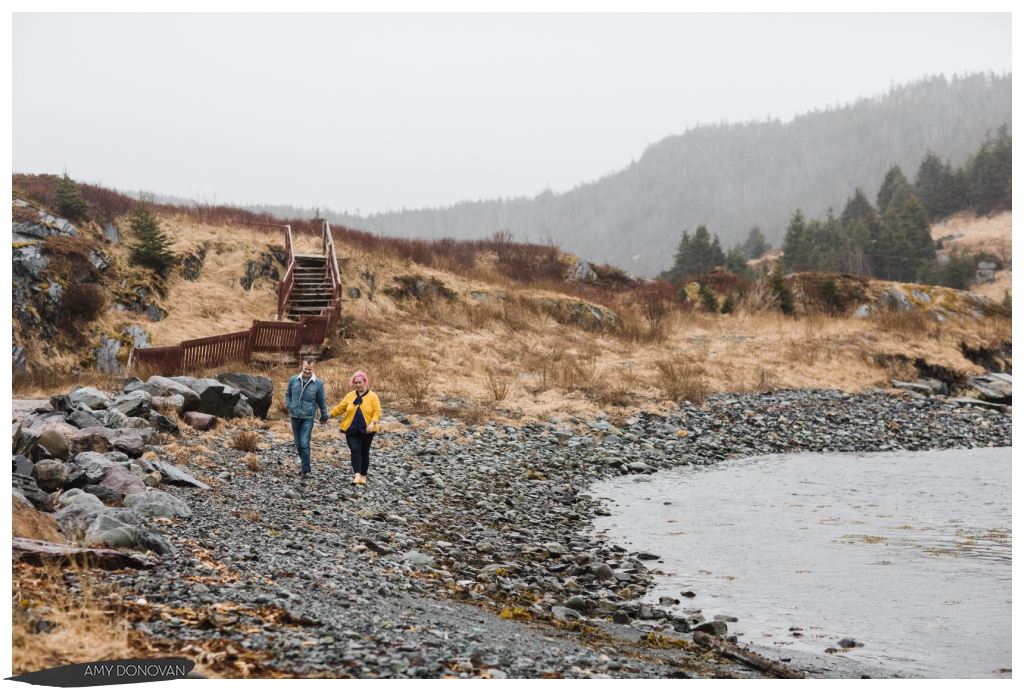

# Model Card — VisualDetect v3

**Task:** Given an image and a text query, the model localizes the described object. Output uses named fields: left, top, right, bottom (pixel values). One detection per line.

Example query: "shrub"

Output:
left=698, top=284, right=720, bottom=313
left=721, top=294, right=736, bottom=314
left=770, top=265, right=796, bottom=315
left=58, top=283, right=106, bottom=343
left=54, top=171, right=90, bottom=222
left=231, top=431, right=261, bottom=452
left=655, top=357, right=709, bottom=405
left=487, top=371, right=512, bottom=402
left=242, top=454, right=262, bottom=472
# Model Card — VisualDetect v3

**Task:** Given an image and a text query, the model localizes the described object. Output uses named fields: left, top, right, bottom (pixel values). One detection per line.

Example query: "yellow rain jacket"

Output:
left=330, top=390, right=381, bottom=434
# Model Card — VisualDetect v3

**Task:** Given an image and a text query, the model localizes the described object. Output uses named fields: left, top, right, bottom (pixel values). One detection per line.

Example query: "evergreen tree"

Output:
left=740, top=224, right=771, bottom=259
left=128, top=199, right=176, bottom=273
left=54, top=170, right=90, bottom=222
left=840, top=188, right=875, bottom=228
left=698, top=284, right=720, bottom=313
left=914, top=151, right=947, bottom=220
left=770, top=264, right=796, bottom=315
left=725, top=247, right=752, bottom=277
left=876, top=204, right=912, bottom=281
left=876, top=165, right=913, bottom=215
left=660, top=224, right=726, bottom=281
left=900, top=196, right=937, bottom=281
left=967, top=127, right=1012, bottom=215
left=781, top=210, right=808, bottom=272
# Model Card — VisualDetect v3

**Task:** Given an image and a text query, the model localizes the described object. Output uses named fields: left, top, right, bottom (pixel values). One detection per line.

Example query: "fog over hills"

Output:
left=256, top=73, right=1011, bottom=278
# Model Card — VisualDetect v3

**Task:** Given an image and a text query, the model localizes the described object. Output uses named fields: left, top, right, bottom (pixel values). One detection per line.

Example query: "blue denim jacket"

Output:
left=285, top=374, right=328, bottom=420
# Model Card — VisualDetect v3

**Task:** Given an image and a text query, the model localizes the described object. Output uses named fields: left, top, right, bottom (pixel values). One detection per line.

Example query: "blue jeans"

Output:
left=290, top=416, right=315, bottom=472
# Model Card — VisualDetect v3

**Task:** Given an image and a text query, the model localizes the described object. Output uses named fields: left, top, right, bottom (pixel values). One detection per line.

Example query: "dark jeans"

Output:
left=346, top=432, right=375, bottom=475
left=290, top=416, right=315, bottom=473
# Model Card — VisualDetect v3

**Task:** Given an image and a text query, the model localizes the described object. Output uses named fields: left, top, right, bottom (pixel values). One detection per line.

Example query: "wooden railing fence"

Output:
left=128, top=222, right=342, bottom=376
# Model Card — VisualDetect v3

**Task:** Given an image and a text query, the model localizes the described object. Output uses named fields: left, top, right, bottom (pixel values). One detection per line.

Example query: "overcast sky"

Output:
left=12, top=13, right=1011, bottom=216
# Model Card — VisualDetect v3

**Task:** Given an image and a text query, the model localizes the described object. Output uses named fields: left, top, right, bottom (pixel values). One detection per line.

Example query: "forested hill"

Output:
left=288, top=73, right=1011, bottom=278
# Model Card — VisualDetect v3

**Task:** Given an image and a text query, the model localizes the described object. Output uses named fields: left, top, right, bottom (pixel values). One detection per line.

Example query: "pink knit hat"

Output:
left=350, top=371, right=369, bottom=387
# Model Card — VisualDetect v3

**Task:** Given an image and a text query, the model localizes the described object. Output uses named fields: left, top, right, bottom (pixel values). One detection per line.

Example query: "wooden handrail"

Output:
left=277, top=224, right=296, bottom=319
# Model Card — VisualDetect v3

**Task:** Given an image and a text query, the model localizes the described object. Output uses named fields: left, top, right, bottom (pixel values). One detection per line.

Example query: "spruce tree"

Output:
left=660, top=224, right=725, bottom=281
left=740, top=224, right=771, bottom=259
left=128, top=199, right=176, bottom=273
left=899, top=197, right=937, bottom=281
left=876, top=165, right=913, bottom=215
left=770, top=264, right=796, bottom=315
left=54, top=170, right=90, bottom=222
left=840, top=188, right=875, bottom=228
left=781, top=210, right=808, bottom=272
left=914, top=152, right=946, bottom=221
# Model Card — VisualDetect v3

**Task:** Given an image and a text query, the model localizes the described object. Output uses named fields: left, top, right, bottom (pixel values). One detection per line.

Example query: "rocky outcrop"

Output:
left=538, top=298, right=618, bottom=332
left=240, top=253, right=280, bottom=290
left=214, top=373, right=273, bottom=419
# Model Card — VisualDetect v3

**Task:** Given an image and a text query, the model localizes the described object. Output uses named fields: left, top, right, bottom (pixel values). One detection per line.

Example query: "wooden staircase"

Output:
left=284, top=254, right=334, bottom=321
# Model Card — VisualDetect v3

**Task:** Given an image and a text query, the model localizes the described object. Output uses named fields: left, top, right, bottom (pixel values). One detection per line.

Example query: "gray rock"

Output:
left=837, top=637, right=864, bottom=648
left=13, top=345, right=26, bottom=374
left=592, top=563, right=615, bottom=581
left=102, top=222, right=120, bottom=243
left=965, top=375, right=1012, bottom=403
left=53, top=500, right=111, bottom=539
left=69, top=387, right=112, bottom=410
left=192, top=378, right=240, bottom=418
left=141, top=377, right=201, bottom=413
left=68, top=410, right=104, bottom=430
left=93, top=337, right=124, bottom=373
left=121, top=326, right=152, bottom=349
left=32, top=459, right=69, bottom=491
left=137, top=530, right=175, bottom=555
left=146, top=303, right=168, bottom=322
left=77, top=427, right=145, bottom=457
left=103, top=409, right=131, bottom=429
left=214, top=373, right=274, bottom=419
left=36, top=429, right=70, bottom=461
left=879, top=287, right=912, bottom=312
left=627, top=461, right=655, bottom=473
left=565, top=596, right=587, bottom=611
left=109, top=391, right=153, bottom=418
left=232, top=395, right=254, bottom=419
left=13, top=455, right=34, bottom=477
left=891, top=380, right=933, bottom=396
left=551, top=606, right=582, bottom=622
left=124, top=490, right=192, bottom=519
left=58, top=491, right=103, bottom=509
left=85, top=513, right=140, bottom=548
left=694, top=620, right=728, bottom=636
left=149, top=411, right=180, bottom=434
left=84, top=484, right=125, bottom=505
left=150, top=461, right=211, bottom=490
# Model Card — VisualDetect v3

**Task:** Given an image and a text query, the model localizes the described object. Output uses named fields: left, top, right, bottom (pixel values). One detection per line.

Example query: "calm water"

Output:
left=590, top=448, right=1012, bottom=678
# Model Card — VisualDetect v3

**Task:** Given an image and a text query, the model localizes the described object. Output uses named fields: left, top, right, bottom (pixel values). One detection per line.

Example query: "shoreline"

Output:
left=14, top=387, right=1011, bottom=678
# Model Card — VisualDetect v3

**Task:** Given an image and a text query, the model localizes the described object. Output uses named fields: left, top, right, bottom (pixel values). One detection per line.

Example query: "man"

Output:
left=284, top=357, right=328, bottom=476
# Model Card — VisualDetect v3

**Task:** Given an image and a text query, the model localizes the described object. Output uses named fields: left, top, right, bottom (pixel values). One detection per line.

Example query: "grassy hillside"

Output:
left=12, top=175, right=1011, bottom=428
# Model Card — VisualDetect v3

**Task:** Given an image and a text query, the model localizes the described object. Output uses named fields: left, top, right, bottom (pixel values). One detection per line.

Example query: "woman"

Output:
left=329, top=371, right=381, bottom=485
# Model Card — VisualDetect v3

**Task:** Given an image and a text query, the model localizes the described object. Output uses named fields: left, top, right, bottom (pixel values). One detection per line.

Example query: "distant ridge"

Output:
left=269, top=73, right=1013, bottom=277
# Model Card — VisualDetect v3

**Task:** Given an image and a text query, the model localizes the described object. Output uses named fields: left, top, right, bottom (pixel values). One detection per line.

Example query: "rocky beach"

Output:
left=12, top=376, right=1013, bottom=679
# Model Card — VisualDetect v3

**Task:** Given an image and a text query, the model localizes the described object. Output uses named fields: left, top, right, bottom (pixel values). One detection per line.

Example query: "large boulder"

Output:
left=32, top=459, right=69, bottom=492
left=151, top=394, right=186, bottom=414
left=84, top=485, right=126, bottom=505
left=124, top=490, right=191, bottom=519
left=13, top=454, right=35, bottom=477
left=182, top=411, right=217, bottom=431
left=68, top=387, right=112, bottom=410
left=214, top=373, right=274, bottom=419
left=76, top=427, right=145, bottom=458
left=99, top=465, right=147, bottom=496
left=85, top=513, right=139, bottom=549
left=53, top=500, right=110, bottom=539
left=149, top=411, right=180, bottom=434
left=108, top=390, right=153, bottom=418
left=36, top=429, right=70, bottom=461
left=192, top=378, right=240, bottom=418
left=141, top=376, right=200, bottom=413
left=68, top=410, right=105, bottom=430
left=232, top=395, right=254, bottom=419
left=65, top=428, right=114, bottom=456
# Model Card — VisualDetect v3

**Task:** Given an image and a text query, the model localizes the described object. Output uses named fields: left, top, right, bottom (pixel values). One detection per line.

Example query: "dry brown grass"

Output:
left=243, top=508, right=261, bottom=522
left=230, top=431, right=261, bottom=453
left=12, top=563, right=135, bottom=675
left=242, top=453, right=262, bottom=472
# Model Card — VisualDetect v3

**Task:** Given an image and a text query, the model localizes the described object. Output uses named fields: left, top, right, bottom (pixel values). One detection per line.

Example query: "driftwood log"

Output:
left=693, top=631, right=805, bottom=679
left=12, top=537, right=158, bottom=570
